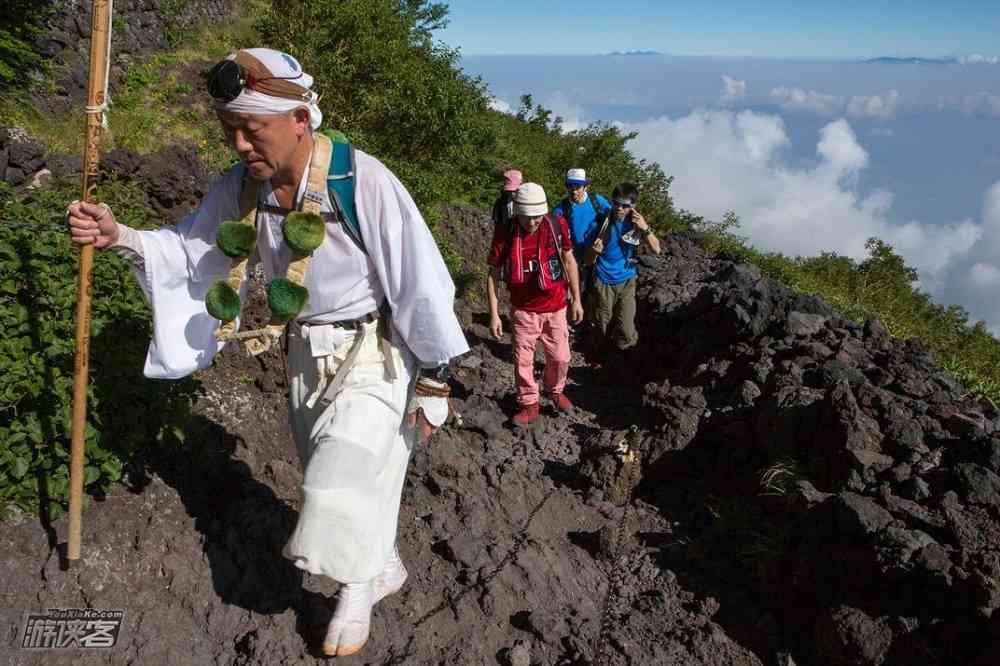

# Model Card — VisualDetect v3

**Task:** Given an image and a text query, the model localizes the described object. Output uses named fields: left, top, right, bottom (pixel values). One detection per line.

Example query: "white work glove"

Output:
left=406, top=377, right=452, bottom=442
left=407, top=394, right=450, bottom=427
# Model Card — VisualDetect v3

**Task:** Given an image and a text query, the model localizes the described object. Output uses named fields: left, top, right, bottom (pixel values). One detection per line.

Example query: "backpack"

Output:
left=324, top=136, right=366, bottom=255
left=493, top=192, right=516, bottom=234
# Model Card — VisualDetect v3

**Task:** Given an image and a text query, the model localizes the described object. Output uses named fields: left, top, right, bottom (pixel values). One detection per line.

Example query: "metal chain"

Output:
left=594, top=433, right=643, bottom=666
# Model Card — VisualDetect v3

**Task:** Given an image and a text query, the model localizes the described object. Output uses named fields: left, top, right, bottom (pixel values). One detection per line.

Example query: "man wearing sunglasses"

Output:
left=585, top=182, right=660, bottom=369
left=66, top=48, right=468, bottom=657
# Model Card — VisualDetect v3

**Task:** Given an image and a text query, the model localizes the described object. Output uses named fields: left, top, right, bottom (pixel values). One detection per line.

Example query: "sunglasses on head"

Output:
left=207, top=59, right=310, bottom=103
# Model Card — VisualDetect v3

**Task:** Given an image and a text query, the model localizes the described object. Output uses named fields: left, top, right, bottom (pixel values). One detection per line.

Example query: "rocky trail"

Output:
left=2, top=194, right=1000, bottom=665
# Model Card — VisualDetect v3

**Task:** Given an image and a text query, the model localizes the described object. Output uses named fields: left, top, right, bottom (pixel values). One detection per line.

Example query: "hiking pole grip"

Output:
left=68, top=0, right=114, bottom=565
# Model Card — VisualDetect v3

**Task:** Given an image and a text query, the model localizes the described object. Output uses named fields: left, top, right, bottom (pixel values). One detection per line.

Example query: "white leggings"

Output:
left=281, top=320, right=416, bottom=583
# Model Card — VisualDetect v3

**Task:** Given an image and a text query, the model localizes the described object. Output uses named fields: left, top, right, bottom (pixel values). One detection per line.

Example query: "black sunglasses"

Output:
left=207, top=59, right=309, bottom=103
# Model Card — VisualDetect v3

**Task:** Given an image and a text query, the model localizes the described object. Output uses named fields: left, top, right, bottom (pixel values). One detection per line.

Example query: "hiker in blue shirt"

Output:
left=582, top=182, right=661, bottom=365
left=551, top=168, right=611, bottom=292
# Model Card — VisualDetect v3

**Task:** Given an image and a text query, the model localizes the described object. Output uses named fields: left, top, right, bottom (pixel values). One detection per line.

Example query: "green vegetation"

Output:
left=0, top=0, right=52, bottom=88
left=0, top=178, right=200, bottom=520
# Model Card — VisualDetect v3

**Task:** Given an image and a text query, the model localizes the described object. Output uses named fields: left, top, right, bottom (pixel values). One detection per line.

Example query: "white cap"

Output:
left=565, top=168, right=588, bottom=185
left=514, top=182, right=548, bottom=217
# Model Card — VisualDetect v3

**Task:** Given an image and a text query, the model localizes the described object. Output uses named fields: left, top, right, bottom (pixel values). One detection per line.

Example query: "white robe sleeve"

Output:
left=354, top=153, right=470, bottom=365
left=134, top=166, right=245, bottom=379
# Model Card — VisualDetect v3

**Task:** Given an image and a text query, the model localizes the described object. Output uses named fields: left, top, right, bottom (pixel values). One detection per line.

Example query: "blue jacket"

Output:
left=552, top=193, right=611, bottom=250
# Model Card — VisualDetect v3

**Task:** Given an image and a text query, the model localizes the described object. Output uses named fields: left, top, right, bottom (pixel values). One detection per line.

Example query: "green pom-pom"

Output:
left=206, top=281, right=241, bottom=322
left=267, top=278, right=309, bottom=322
left=216, top=221, right=256, bottom=258
left=283, top=212, right=325, bottom=255
left=321, top=128, right=349, bottom=144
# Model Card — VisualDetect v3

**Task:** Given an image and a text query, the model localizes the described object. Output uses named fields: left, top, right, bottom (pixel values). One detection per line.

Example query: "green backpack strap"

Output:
left=325, top=138, right=367, bottom=256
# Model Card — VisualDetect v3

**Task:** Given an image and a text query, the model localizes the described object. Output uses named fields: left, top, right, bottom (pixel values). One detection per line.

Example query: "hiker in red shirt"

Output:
left=486, top=182, right=584, bottom=426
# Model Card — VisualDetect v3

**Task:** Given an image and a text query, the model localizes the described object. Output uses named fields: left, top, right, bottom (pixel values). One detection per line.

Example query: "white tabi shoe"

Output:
left=374, top=547, right=408, bottom=604
left=322, top=580, right=374, bottom=657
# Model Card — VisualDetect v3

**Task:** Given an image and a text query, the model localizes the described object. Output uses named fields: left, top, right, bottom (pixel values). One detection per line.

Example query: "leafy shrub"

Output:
left=0, top=179, right=200, bottom=520
left=0, top=0, right=53, bottom=89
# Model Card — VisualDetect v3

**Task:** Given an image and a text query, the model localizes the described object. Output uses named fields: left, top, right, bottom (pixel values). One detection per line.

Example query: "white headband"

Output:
left=212, top=48, right=324, bottom=130
left=215, top=89, right=324, bottom=130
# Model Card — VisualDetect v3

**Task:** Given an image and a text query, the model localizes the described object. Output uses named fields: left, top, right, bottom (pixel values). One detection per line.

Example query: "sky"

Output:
left=441, top=6, right=1000, bottom=333
left=440, top=0, right=1000, bottom=59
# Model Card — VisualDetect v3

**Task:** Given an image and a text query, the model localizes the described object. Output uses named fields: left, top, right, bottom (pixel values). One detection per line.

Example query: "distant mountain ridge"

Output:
left=866, top=55, right=998, bottom=65
left=608, top=49, right=664, bottom=56
left=865, top=56, right=957, bottom=65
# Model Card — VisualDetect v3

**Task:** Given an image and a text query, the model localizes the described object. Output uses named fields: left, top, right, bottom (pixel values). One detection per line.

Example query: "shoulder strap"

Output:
left=326, top=139, right=367, bottom=256
left=561, top=196, right=573, bottom=225
left=546, top=214, right=567, bottom=278
left=588, top=193, right=600, bottom=216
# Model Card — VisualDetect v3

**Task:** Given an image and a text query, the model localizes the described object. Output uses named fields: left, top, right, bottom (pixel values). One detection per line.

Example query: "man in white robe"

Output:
left=67, top=48, right=469, bottom=657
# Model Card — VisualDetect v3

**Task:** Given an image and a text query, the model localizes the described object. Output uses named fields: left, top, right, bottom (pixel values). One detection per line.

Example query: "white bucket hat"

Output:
left=565, top=168, right=588, bottom=186
left=514, top=182, right=548, bottom=217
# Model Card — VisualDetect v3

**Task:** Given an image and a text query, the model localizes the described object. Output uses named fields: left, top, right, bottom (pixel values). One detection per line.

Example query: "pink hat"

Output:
left=502, top=169, right=523, bottom=192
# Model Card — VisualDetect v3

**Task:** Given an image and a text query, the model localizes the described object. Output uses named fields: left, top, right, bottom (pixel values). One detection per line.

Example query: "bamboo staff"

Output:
left=68, top=0, right=114, bottom=564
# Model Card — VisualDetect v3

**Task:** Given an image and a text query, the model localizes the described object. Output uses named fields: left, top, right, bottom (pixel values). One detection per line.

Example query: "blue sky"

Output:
left=440, top=1, right=1000, bottom=58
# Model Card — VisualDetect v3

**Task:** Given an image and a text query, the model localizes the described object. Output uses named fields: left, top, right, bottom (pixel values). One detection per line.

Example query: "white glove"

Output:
left=406, top=394, right=450, bottom=427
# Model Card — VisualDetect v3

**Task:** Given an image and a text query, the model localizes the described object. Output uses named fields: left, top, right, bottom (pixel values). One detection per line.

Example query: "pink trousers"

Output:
left=511, top=306, right=571, bottom=406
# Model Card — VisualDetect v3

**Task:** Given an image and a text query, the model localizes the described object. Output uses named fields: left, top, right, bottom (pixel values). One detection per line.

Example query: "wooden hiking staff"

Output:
left=68, top=0, right=114, bottom=564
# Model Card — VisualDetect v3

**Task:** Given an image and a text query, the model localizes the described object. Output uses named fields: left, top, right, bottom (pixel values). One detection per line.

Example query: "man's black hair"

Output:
left=612, top=182, right=640, bottom=203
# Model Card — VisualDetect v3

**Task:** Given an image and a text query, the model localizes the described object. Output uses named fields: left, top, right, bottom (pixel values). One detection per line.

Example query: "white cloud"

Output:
left=847, top=90, right=900, bottom=120
left=488, top=96, right=512, bottom=114
left=542, top=91, right=587, bottom=132
left=620, top=109, right=1000, bottom=331
left=939, top=92, right=1000, bottom=117
left=769, top=87, right=901, bottom=120
left=960, top=54, right=1000, bottom=65
left=720, top=75, right=747, bottom=104
left=769, top=87, right=842, bottom=115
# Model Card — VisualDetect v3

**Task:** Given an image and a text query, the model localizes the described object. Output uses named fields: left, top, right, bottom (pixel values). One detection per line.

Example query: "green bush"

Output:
left=0, top=0, right=52, bottom=89
left=0, top=179, right=200, bottom=520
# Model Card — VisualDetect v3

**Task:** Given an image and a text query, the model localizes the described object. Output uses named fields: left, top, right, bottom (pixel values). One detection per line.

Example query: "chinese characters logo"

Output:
left=21, top=609, right=124, bottom=649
